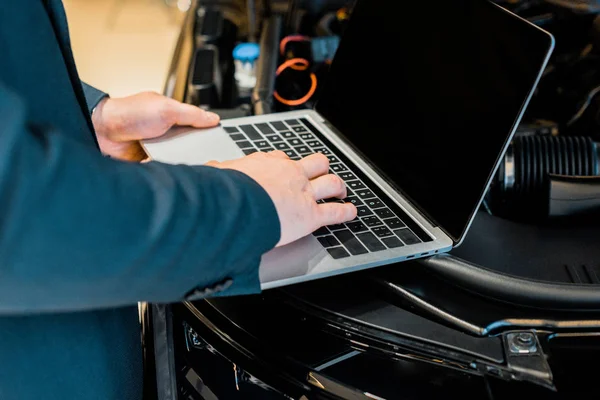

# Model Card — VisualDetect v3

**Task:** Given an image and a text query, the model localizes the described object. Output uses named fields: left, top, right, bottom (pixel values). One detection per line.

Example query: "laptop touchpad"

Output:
left=143, top=126, right=244, bottom=166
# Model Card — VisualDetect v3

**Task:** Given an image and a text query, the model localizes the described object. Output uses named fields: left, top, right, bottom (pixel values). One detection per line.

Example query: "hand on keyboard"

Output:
left=205, top=151, right=357, bottom=247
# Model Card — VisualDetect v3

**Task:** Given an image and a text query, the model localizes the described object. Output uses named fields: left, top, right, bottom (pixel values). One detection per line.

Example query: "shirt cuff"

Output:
left=81, top=82, right=109, bottom=115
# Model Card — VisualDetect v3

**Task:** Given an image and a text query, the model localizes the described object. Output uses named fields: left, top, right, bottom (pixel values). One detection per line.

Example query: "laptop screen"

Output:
left=315, top=0, right=553, bottom=244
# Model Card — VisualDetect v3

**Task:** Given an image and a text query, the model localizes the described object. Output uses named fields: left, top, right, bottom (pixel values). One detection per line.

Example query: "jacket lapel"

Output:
left=42, top=0, right=99, bottom=147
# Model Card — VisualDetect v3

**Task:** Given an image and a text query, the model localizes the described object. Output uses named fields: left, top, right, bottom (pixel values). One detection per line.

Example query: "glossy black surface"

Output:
left=173, top=283, right=600, bottom=399
left=316, top=0, right=553, bottom=243
left=452, top=212, right=600, bottom=288
left=281, top=269, right=505, bottom=362
left=173, top=299, right=495, bottom=399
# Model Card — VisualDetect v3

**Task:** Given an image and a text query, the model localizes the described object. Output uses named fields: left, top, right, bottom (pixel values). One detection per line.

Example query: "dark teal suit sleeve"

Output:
left=81, top=82, right=109, bottom=114
left=0, top=82, right=281, bottom=314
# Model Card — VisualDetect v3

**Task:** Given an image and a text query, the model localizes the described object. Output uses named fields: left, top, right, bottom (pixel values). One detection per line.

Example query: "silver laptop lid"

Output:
left=314, top=0, right=554, bottom=245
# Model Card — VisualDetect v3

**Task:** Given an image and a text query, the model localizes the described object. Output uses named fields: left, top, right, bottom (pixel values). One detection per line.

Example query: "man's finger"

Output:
left=310, top=174, right=347, bottom=200
left=316, top=203, right=357, bottom=227
left=170, top=102, right=220, bottom=127
left=298, top=153, right=329, bottom=178
left=268, top=150, right=290, bottom=159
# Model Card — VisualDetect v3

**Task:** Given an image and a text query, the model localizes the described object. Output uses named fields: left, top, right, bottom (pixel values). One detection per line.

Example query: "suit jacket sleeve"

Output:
left=0, top=82, right=281, bottom=314
left=81, top=82, right=108, bottom=114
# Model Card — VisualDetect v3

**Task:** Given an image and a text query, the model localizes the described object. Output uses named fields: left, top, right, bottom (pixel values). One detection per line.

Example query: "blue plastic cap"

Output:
left=233, top=42, right=260, bottom=62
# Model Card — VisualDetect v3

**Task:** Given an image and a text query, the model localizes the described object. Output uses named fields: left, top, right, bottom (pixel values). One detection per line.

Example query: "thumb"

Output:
left=204, top=160, right=221, bottom=167
left=169, top=101, right=220, bottom=128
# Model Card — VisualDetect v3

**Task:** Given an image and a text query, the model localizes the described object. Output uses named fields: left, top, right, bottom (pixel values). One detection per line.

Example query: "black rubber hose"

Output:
left=505, top=136, right=599, bottom=214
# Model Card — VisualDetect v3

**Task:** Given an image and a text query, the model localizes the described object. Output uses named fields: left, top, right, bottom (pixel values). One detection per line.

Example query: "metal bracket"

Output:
left=502, top=331, right=555, bottom=391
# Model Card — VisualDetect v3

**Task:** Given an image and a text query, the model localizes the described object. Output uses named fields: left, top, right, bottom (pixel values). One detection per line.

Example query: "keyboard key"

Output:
left=356, top=189, right=375, bottom=199
left=274, top=142, right=291, bottom=150
left=240, top=125, right=263, bottom=140
left=294, top=146, right=312, bottom=154
left=285, top=119, right=301, bottom=126
left=331, top=164, right=348, bottom=173
left=265, top=135, right=283, bottom=143
left=236, top=140, right=253, bottom=149
left=346, top=180, right=365, bottom=190
left=328, top=223, right=346, bottom=231
left=230, top=133, right=246, bottom=141
left=299, top=133, right=315, bottom=140
left=384, top=217, right=405, bottom=229
left=306, top=140, right=323, bottom=148
left=382, top=236, right=404, bottom=248
left=362, top=216, right=383, bottom=227
left=293, top=126, right=308, bottom=133
left=372, top=226, right=393, bottom=237
left=281, top=131, right=296, bottom=139
left=224, top=126, right=239, bottom=133
left=356, top=232, right=386, bottom=252
left=346, top=221, right=368, bottom=233
left=314, top=148, right=331, bottom=155
left=395, top=228, right=421, bottom=245
left=243, top=148, right=257, bottom=155
left=255, top=123, right=275, bottom=134
left=262, top=147, right=275, bottom=152
left=375, top=208, right=394, bottom=219
left=255, top=140, right=271, bottom=149
left=284, top=150, right=299, bottom=159
left=338, top=172, right=356, bottom=181
left=313, top=226, right=330, bottom=236
left=333, top=230, right=368, bottom=255
left=356, top=206, right=373, bottom=217
left=288, top=138, right=303, bottom=146
left=318, top=235, right=341, bottom=248
left=345, top=196, right=363, bottom=206
left=271, top=121, right=287, bottom=131
left=327, top=247, right=350, bottom=259
left=325, top=198, right=344, bottom=203
left=364, top=198, right=384, bottom=209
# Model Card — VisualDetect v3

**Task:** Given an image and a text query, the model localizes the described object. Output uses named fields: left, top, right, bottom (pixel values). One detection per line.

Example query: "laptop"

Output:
left=142, top=0, right=555, bottom=290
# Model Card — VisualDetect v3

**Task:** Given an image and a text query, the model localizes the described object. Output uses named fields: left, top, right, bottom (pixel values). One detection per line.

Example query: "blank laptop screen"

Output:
left=315, top=0, right=553, bottom=243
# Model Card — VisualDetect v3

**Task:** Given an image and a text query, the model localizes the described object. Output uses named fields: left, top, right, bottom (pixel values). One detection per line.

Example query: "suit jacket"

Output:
left=0, top=2, right=280, bottom=399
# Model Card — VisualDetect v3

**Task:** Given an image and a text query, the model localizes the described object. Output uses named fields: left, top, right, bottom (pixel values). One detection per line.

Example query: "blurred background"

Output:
left=63, top=0, right=190, bottom=97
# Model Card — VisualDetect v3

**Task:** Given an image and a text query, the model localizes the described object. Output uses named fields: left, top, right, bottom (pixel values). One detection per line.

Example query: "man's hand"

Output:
left=206, top=151, right=358, bottom=247
left=92, top=91, right=220, bottom=162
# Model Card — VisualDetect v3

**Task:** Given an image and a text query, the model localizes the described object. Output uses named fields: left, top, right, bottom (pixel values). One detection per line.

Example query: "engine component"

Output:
left=232, top=42, right=260, bottom=99
left=186, top=46, right=221, bottom=107
left=195, top=7, right=224, bottom=45
left=252, top=14, right=282, bottom=115
left=310, top=35, right=339, bottom=63
left=548, top=174, right=600, bottom=217
left=488, top=135, right=600, bottom=219
left=544, top=0, right=600, bottom=13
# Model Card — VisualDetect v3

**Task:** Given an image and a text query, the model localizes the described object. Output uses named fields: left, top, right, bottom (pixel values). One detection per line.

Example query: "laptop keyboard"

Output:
left=224, top=117, right=432, bottom=259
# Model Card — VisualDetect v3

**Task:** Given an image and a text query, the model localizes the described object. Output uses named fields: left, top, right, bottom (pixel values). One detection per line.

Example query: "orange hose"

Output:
left=279, top=35, right=310, bottom=56
left=276, top=57, right=309, bottom=73
left=274, top=58, right=317, bottom=106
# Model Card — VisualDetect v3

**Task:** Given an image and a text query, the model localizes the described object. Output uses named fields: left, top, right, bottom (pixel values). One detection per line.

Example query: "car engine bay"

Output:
left=145, top=1, right=600, bottom=399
